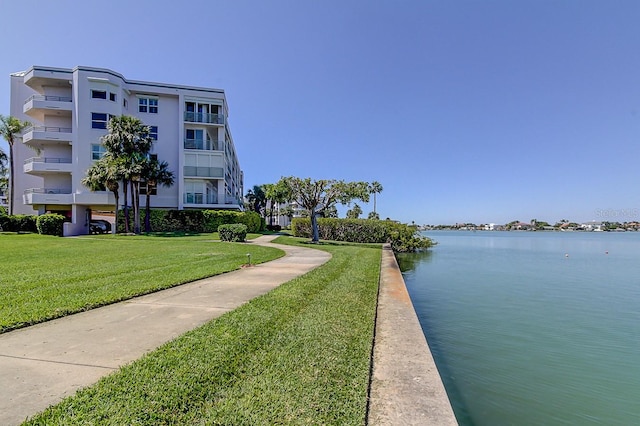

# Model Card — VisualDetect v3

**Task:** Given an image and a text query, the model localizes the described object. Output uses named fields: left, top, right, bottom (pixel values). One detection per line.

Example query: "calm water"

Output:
left=397, top=231, right=640, bottom=426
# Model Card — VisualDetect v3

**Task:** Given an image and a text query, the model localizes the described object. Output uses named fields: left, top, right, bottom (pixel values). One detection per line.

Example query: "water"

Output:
left=397, top=231, right=640, bottom=426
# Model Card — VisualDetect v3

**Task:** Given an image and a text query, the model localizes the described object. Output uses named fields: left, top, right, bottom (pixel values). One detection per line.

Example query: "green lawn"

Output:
left=0, top=233, right=282, bottom=333
left=23, top=236, right=382, bottom=425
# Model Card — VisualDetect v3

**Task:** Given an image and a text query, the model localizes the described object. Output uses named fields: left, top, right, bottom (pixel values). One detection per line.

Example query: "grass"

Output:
left=0, top=233, right=283, bottom=333
left=23, top=236, right=382, bottom=425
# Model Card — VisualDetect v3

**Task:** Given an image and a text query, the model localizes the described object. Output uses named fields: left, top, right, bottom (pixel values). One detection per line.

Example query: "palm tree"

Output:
left=245, top=184, right=267, bottom=215
left=368, top=181, right=383, bottom=215
left=82, top=156, right=122, bottom=232
left=346, top=203, right=363, bottom=219
left=100, top=116, right=153, bottom=234
left=142, top=159, right=175, bottom=232
left=0, top=115, right=31, bottom=215
left=264, top=181, right=291, bottom=227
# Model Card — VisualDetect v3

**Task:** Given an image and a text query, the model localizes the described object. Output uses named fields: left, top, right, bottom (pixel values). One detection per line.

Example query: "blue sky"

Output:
left=2, top=0, right=640, bottom=225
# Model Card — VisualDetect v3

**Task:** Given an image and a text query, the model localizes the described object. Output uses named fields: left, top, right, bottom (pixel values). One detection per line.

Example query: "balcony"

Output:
left=183, top=166, right=224, bottom=178
left=74, top=191, right=115, bottom=206
left=24, top=157, right=72, bottom=175
left=23, top=67, right=73, bottom=92
left=23, top=188, right=73, bottom=205
left=22, top=126, right=73, bottom=148
left=184, top=138, right=221, bottom=151
left=184, top=111, right=224, bottom=125
left=23, top=95, right=73, bottom=120
left=183, top=193, right=218, bottom=205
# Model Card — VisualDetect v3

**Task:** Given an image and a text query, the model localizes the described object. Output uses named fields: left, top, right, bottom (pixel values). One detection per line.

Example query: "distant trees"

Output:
left=368, top=181, right=383, bottom=215
left=0, top=115, right=31, bottom=215
left=245, top=185, right=267, bottom=215
left=263, top=181, right=291, bottom=226
left=346, top=204, right=363, bottom=219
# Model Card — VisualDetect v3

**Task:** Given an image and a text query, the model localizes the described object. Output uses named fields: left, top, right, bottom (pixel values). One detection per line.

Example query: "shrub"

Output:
left=218, top=223, right=248, bottom=242
left=238, top=211, right=264, bottom=233
left=266, top=224, right=282, bottom=232
left=116, top=209, right=265, bottom=234
left=0, top=214, right=38, bottom=233
left=0, top=214, right=10, bottom=231
left=204, top=210, right=264, bottom=233
left=291, top=218, right=435, bottom=252
left=36, top=214, right=66, bottom=236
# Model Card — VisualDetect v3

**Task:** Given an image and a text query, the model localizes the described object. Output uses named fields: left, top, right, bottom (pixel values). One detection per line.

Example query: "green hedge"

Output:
left=291, top=218, right=435, bottom=252
left=218, top=223, right=248, bottom=242
left=0, top=214, right=38, bottom=233
left=36, top=214, right=66, bottom=236
left=117, top=209, right=264, bottom=234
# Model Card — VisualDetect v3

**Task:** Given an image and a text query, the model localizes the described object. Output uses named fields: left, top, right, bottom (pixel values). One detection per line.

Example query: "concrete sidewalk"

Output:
left=0, top=235, right=331, bottom=425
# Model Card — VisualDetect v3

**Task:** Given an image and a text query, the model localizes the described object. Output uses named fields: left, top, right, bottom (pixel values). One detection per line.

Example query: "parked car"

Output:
left=90, top=220, right=112, bottom=234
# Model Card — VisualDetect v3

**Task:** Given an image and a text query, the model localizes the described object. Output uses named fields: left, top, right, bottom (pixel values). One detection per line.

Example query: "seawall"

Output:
left=368, top=245, right=458, bottom=425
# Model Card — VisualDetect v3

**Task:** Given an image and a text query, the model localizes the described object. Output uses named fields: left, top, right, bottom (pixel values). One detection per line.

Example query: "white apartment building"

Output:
left=10, top=65, right=243, bottom=235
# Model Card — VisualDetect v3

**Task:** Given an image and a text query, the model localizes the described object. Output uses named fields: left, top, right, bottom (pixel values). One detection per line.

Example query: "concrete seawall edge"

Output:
left=367, top=245, right=458, bottom=425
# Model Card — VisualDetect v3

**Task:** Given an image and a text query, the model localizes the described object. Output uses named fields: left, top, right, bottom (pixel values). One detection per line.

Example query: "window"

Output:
left=109, top=92, right=116, bottom=102
left=91, top=144, right=106, bottom=160
left=91, top=90, right=107, bottom=99
left=149, top=98, right=158, bottom=113
left=149, top=125, right=158, bottom=140
left=91, top=113, right=108, bottom=129
left=139, top=97, right=158, bottom=113
left=123, top=98, right=128, bottom=109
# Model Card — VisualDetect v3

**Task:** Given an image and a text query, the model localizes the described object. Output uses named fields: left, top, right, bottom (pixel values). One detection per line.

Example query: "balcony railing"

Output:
left=184, top=111, right=224, bottom=125
left=183, top=193, right=218, bottom=204
left=24, top=94, right=72, bottom=104
left=24, top=125, right=73, bottom=134
left=24, top=157, right=72, bottom=165
left=183, top=166, right=224, bottom=178
left=24, top=188, right=72, bottom=195
left=184, top=138, right=220, bottom=151
left=225, top=195, right=242, bottom=205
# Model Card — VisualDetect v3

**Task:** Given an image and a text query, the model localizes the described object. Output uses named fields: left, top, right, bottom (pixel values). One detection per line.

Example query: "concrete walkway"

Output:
left=0, top=235, right=330, bottom=425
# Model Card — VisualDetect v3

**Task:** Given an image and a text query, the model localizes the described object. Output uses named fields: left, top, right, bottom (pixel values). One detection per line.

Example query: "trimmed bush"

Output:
left=0, top=214, right=10, bottom=231
left=291, top=218, right=435, bottom=252
left=218, top=223, right=248, bottom=242
left=116, top=209, right=265, bottom=234
left=36, top=214, right=66, bottom=236
left=0, top=214, right=38, bottom=232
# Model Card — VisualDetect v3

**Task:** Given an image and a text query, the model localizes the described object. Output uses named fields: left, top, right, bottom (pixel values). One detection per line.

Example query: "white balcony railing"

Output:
left=23, top=126, right=73, bottom=146
left=184, top=138, right=221, bottom=151
left=23, top=95, right=73, bottom=119
left=183, top=193, right=218, bottom=205
left=23, top=157, right=72, bottom=174
left=24, top=94, right=72, bottom=104
left=23, top=188, right=73, bottom=205
left=183, top=166, right=224, bottom=178
left=184, top=111, right=224, bottom=125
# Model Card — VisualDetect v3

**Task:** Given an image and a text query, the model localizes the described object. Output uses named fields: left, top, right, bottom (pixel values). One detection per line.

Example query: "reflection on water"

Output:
left=401, top=231, right=640, bottom=426
left=396, top=250, right=433, bottom=273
